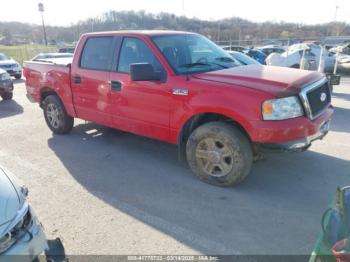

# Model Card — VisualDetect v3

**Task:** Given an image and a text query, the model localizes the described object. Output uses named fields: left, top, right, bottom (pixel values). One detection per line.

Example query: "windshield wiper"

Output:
left=181, top=62, right=229, bottom=69
left=215, top=56, right=235, bottom=62
left=181, top=62, right=211, bottom=68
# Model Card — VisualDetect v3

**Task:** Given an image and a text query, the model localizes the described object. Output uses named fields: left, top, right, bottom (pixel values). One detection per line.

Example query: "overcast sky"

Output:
left=1, top=0, right=349, bottom=26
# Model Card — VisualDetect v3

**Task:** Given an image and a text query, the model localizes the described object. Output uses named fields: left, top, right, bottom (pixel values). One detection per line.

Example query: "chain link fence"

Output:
left=214, top=36, right=350, bottom=75
left=214, top=36, right=350, bottom=49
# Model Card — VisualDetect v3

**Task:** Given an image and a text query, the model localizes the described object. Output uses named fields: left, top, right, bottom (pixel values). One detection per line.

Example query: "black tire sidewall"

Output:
left=1, top=92, right=13, bottom=100
left=43, top=95, right=73, bottom=134
left=186, top=122, right=253, bottom=187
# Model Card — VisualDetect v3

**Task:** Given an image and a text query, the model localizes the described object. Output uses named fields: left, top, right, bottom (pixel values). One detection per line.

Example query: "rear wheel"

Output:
left=15, top=74, right=21, bottom=80
left=1, top=92, right=13, bottom=100
left=43, top=95, right=74, bottom=134
left=186, top=122, right=253, bottom=187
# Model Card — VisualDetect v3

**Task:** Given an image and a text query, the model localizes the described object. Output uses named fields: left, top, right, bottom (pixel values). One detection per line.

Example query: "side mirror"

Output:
left=130, top=63, right=162, bottom=82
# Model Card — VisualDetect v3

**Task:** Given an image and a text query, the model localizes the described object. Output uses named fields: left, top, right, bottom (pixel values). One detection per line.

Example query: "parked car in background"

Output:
left=329, top=43, right=350, bottom=55
left=0, top=69, right=14, bottom=100
left=289, top=44, right=336, bottom=72
left=32, top=53, right=73, bottom=61
left=24, top=30, right=333, bottom=187
left=338, top=55, right=350, bottom=72
left=227, top=51, right=261, bottom=65
left=266, top=48, right=317, bottom=70
left=58, top=47, right=75, bottom=54
left=222, top=45, right=247, bottom=53
left=0, top=53, right=22, bottom=79
left=244, top=49, right=267, bottom=64
left=257, top=45, right=286, bottom=56
left=0, top=165, right=48, bottom=260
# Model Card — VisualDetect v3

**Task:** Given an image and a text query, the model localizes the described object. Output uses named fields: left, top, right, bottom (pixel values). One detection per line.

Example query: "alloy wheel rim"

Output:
left=46, top=104, right=61, bottom=129
left=195, top=137, right=234, bottom=177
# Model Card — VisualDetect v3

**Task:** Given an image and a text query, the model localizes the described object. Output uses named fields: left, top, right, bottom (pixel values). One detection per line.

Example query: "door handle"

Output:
left=74, top=76, right=81, bottom=84
left=110, top=80, right=122, bottom=92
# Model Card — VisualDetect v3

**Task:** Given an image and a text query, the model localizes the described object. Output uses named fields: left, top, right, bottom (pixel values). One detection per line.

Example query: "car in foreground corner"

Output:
left=0, top=53, right=22, bottom=79
left=0, top=69, right=13, bottom=100
left=0, top=165, right=48, bottom=260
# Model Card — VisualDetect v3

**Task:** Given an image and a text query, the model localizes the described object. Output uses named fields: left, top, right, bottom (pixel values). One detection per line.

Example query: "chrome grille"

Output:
left=299, top=78, right=331, bottom=120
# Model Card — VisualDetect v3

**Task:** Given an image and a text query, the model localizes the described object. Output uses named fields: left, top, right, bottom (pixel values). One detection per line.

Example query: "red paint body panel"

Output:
left=23, top=31, right=334, bottom=146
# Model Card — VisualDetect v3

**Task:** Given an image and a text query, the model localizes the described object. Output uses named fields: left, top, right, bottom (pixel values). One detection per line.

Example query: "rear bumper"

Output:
left=249, top=106, right=334, bottom=151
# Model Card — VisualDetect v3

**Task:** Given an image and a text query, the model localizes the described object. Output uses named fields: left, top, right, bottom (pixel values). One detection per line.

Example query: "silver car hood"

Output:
left=0, top=59, right=17, bottom=65
left=0, top=166, right=25, bottom=237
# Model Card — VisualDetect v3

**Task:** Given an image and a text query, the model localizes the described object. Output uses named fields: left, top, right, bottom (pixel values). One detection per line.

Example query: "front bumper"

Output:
left=1, top=206, right=48, bottom=261
left=250, top=106, right=334, bottom=152
left=5, top=69, right=22, bottom=77
left=258, top=120, right=331, bottom=152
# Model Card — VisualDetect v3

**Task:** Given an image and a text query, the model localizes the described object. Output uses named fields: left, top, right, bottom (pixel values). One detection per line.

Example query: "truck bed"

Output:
left=23, top=59, right=76, bottom=117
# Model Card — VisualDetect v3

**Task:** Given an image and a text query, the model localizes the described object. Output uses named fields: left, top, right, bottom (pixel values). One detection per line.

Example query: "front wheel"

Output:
left=186, top=122, right=253, bottom=187
left=43, top=95, right=74, bottom=134
left=15, top=74, right=21, bottom=80
left=1, top=92, right=13, bottom=100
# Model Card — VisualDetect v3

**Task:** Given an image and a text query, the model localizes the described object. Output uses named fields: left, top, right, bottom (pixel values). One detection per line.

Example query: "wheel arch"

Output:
left=177, top=112, right=252, bottom=161
left=40, top=87, right=59, bottom=107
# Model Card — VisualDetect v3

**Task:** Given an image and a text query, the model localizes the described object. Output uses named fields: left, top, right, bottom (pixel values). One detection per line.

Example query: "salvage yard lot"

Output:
left=0, top=79, right=349, bottom=255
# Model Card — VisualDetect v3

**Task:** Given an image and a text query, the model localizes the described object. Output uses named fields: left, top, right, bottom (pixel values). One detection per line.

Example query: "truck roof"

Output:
left=82, top=30, right=197, bottom=37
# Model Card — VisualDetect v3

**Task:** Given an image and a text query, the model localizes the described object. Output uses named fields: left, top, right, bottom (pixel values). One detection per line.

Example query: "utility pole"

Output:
left=334, top=5, right=340, bottom=36
left=182, top=0, right=185, bottom=16
left=334, top=5, right=339, bottom=22
left=38, top=3, right=48, bottom=46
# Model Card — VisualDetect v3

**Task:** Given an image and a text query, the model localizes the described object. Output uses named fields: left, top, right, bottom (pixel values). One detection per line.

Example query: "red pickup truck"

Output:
left=23, top=31, right=333, bottom=187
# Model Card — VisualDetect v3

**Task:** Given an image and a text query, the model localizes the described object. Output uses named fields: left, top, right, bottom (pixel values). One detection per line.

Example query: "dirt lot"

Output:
left=0, top=78, right=349, bottom=255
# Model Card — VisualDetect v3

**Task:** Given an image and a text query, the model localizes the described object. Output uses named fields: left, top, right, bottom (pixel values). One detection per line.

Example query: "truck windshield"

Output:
left=152, top=34, right=240, bottom=75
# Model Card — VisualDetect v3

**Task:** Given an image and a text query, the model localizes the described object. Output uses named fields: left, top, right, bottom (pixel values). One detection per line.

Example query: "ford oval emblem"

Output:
left=320, top=92, right=327, bottom=102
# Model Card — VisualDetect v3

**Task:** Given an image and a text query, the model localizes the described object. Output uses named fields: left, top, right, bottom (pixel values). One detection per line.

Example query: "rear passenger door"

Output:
left=71, top=36, right=117, bottom=126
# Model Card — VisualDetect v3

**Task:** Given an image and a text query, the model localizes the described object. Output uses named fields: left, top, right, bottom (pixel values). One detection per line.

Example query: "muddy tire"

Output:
left=43, top=95, right=74, bottom=134
left=186, top=122, right=253, bottom=187
left=1, top=92, right=13, bottom=100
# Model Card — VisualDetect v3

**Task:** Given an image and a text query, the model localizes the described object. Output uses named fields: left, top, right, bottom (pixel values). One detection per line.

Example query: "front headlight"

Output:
left=262, top=96, right=304, bottom=120
left=0, top=73, right=11, bottom=81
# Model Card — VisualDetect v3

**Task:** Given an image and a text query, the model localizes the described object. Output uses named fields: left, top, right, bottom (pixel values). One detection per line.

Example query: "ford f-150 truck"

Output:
left=23, top=31, right=333, bottom=187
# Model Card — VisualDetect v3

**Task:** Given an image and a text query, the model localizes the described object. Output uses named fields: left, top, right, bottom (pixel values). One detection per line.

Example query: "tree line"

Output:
left=0, top=10, right=349, bottom=45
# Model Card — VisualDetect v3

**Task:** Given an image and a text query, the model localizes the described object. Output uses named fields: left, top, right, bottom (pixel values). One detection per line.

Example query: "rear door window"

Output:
left=80, top=37, right=114, bottom=71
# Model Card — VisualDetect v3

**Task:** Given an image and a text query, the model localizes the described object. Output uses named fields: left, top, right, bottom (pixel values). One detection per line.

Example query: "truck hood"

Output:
left=0, top=167, right=24, bottom=237
left=194, top=65, right=324, bottom=96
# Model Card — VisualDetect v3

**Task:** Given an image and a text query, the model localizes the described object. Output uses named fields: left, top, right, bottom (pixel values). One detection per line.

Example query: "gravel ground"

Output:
left=0, top=78, right=349, bottom=256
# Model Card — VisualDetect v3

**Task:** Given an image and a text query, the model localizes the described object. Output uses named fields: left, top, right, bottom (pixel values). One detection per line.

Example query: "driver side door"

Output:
left=109, top=37, right=172, bottom=141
